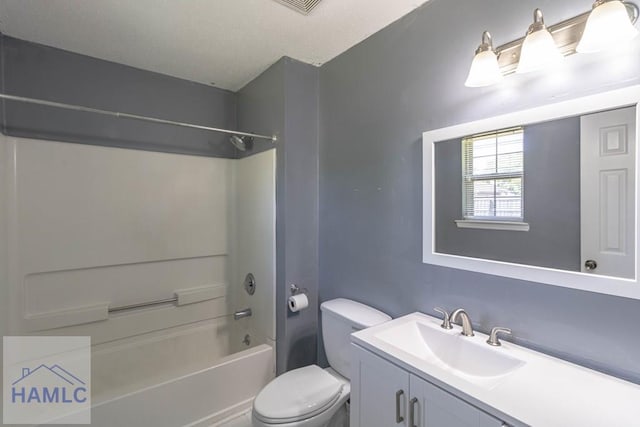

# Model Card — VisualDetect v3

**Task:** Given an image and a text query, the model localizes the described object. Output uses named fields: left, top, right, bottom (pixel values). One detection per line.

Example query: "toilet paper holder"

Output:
left=290, top=284, right=308, bottom=296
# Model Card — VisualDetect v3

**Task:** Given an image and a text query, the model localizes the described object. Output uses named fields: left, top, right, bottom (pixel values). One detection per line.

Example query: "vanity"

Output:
left=349, top=312, right=640, bottom=427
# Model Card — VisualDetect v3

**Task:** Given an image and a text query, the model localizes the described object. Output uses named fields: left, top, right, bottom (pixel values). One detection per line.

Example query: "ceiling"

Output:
left=0, top=0, right=430, bottom=91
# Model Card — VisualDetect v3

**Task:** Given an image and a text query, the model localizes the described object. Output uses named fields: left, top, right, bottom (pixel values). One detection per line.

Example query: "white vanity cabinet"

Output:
left=350, top=344, right=507, bottom=427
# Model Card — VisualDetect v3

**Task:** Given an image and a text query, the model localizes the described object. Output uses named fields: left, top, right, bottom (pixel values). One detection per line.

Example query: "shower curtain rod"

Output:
left=0, top=93, right=277, bottom=142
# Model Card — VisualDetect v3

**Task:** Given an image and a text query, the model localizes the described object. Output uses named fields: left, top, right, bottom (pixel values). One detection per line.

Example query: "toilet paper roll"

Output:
left=288, top=293, right=309, bottom=313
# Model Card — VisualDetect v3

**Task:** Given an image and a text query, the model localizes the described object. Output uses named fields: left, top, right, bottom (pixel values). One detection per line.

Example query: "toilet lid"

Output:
left=253, top=365, right=344, bottom=423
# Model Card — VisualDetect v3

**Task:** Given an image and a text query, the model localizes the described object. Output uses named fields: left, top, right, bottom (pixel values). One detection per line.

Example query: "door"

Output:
left=581, top=106, right=636, bottom=278
left=351, top=345, right=410, bottom=427
left=409, top=375, right=505, bottom=427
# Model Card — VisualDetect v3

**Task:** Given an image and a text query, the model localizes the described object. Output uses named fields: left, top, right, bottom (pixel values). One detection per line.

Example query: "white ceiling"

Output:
left=0, top=0, right=430, bottom=91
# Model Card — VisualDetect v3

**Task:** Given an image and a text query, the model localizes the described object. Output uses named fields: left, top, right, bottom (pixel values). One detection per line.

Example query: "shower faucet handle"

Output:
left=434, top=307, right=453, bottom=329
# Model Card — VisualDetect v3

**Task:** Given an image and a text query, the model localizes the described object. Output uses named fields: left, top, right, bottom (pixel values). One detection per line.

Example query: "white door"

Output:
left=581, top=106, right=636, bottom=279
left=409, top=375, right=504, bottom=427
left=350, top=345, right=410, bottom=427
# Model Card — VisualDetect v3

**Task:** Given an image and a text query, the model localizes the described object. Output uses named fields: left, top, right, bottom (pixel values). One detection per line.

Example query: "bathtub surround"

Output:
left=0, top=35, right=238, bottom=158
left=0, top=135, right=8, bottom=338
left=2, top=135, right=237, bottom=341
left=319, top=0, right=640, bottom=383
left=238, top=58, right=320, bottom=373
left=230, top=151, right=278, bottom=353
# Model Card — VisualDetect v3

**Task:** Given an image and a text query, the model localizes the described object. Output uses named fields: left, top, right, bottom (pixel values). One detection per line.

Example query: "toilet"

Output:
left=252, top=298, right=391, bottom=427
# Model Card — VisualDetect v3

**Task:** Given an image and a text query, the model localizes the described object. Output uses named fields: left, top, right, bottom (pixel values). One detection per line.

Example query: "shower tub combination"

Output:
left=1, top=134, right=277, bottom=426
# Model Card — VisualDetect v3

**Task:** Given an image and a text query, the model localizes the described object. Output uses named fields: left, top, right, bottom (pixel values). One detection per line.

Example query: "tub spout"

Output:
left=233, top=308, right=252, bottom=320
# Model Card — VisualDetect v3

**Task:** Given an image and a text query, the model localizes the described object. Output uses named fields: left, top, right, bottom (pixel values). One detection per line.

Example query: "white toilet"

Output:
left=252, top=298, right=391, bottom=427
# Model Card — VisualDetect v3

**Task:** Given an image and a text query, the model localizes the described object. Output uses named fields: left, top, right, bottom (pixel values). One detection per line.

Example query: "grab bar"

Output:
left=24, top=284, right=227, bottom=331
left=109, top=285, right=226, bottom=313
left=108, top=297, right=177, bottom=313
left=234, top=308, right=252, bottom=320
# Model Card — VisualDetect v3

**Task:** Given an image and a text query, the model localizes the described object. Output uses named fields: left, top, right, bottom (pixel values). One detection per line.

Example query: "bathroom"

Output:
left=0, top=0, right=639, bottom=426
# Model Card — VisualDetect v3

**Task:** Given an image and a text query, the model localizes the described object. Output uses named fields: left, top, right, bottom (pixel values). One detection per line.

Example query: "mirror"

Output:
left=423, top=86, right=640, bottom=300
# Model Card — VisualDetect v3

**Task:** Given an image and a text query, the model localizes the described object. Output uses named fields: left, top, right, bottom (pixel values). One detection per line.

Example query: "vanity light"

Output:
left=577, top=0, right=640, bottom=53
left=516, top=9, right=564, bottom=74
left=465, top=2, right=640, bottom=87
left=465, top=31, right=503, bottom=87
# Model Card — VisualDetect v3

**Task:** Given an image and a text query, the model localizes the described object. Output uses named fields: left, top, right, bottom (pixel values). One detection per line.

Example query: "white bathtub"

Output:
left=54, top=344, right=273, bottom=427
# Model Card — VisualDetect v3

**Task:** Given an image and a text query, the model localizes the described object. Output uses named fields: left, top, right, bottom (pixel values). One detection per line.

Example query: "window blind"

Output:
left=462, top=127, right=524, bottom=219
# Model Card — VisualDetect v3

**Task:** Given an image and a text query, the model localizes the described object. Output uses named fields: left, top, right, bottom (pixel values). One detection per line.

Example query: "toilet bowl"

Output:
left=251, top=299, right=391, bottom=427
left=252, top=366, right=349, bottom=427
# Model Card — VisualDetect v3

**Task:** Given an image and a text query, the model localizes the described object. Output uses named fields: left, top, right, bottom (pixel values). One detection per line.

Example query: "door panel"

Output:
left=581, top=106, right=636, bottom=278
left=351, top=345, right=410, bottom=427
left=410, top=375, right=504, bottom=427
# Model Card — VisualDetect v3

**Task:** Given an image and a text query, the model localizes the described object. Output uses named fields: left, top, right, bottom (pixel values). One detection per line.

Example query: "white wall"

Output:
left=3, top=136, right=232, bottom=343
left=0, top=135, right=10, bottom=338
left=230, top=149, right=277, bottom=352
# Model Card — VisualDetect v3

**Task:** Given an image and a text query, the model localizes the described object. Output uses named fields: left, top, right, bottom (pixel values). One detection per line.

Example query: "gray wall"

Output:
left=435, top=117, right=581, bottom=271
left=238, top=57, right=320, bottom=374
left=1, top=35, right=238, bottom=157
left=319, top=0, right=640, bottom=383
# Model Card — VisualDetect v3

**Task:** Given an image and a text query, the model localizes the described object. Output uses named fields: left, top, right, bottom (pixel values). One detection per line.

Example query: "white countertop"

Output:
left=351, top=312, right=640, bottom=427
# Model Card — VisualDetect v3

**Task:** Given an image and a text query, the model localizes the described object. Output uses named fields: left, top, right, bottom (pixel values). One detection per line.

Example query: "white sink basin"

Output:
left=352, top=312, right=640, bottom=426
left=374, top=317, right=525, bottom=387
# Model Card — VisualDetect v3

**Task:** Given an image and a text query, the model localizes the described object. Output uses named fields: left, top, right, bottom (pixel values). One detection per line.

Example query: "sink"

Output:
left=374, top=318, right=525, bottom=386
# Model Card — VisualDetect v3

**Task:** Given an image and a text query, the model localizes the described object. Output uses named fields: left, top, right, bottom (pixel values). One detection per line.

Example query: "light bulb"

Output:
left=577, top=0, right=639, bottom=53
left=516, top=9, right=564, bottom=74
left=465, top=31, right=503, bottom=87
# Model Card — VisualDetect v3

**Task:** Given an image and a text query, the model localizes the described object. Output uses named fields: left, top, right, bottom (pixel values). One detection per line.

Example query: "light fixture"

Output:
left=577, top=0, right=640, bottom=53
left=464, top=2, right=639, bottom=87
left=465, top=31, right=503, bottom=87
left=516, top=9, right=564, bottom=74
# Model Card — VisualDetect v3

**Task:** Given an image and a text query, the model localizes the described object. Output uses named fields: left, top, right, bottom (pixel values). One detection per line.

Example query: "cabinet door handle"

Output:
left=409, top=397, right=418, bottom=427
left=395, top=390, right=405, bottom=423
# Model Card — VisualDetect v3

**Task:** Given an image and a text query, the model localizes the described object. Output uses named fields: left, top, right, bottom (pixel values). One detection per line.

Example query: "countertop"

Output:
left=351, top=312, right=640, bottom=427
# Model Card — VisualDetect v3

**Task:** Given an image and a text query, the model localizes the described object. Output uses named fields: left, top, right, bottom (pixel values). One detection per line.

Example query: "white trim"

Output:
left=454, top=220, right=529, bottom=231
left=423, top=85, right=640, bottom=300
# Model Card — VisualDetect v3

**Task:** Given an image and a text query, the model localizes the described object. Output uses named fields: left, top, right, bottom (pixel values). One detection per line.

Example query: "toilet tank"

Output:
left=320, top=298, right=391, bottom=379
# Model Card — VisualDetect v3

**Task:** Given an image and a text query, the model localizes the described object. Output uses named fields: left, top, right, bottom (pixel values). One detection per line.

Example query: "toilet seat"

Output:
left=253, top=365, right=344, bottom=424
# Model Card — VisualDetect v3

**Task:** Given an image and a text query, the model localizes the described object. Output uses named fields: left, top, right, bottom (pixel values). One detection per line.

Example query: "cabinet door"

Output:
left=351, top=345, right=411, bottom=427
left=409, top=375, right=505, bottom=427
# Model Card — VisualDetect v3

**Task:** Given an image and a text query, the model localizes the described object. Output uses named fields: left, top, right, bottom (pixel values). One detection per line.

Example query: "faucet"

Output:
left=486, top=327, right=512, bottom=346
left=434, top=307, right=453, bottom=329
left=450, top=308, right=474, bottom=337
left=233, top=308, right=252, bottom=320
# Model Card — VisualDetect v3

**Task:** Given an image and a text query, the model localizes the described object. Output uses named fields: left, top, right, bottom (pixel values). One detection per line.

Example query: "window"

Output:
left=462, top=127, right=524, bottom=221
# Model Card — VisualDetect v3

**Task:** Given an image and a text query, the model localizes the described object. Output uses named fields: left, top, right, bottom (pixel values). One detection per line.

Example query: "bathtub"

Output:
left=52, top=343, right=273, bottom=427
left=91, top=344, right=272, bottom=426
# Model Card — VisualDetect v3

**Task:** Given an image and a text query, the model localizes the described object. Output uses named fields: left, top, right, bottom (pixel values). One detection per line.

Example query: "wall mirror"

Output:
left=423, top=86, right=640, bottom=299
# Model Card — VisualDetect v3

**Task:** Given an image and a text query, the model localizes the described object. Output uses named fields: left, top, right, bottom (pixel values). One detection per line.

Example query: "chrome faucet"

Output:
left=486, top=327, right=512, bottom=346
left=450, top=308, right=474, bottom=337
left=233, top=308, right=252, bottom=320
left=434, top=307, right=453, bottom=329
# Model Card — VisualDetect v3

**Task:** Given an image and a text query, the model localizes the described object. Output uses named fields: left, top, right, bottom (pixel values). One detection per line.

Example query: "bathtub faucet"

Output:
left=233, top=308, right=252, bottom=320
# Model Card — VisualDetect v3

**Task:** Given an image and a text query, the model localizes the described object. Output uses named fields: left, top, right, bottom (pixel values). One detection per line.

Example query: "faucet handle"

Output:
left=487, top=327, right=512, bottom=346
left=434, top=307, right=453, bottom=330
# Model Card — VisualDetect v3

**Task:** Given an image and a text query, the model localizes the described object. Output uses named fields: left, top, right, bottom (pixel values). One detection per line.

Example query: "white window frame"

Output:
left=457, top=127, right=527, bottom=231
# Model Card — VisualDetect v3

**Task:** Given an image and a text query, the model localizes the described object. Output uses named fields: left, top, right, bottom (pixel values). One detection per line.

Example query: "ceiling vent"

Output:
left=273, top=0, right=323, bottom=15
